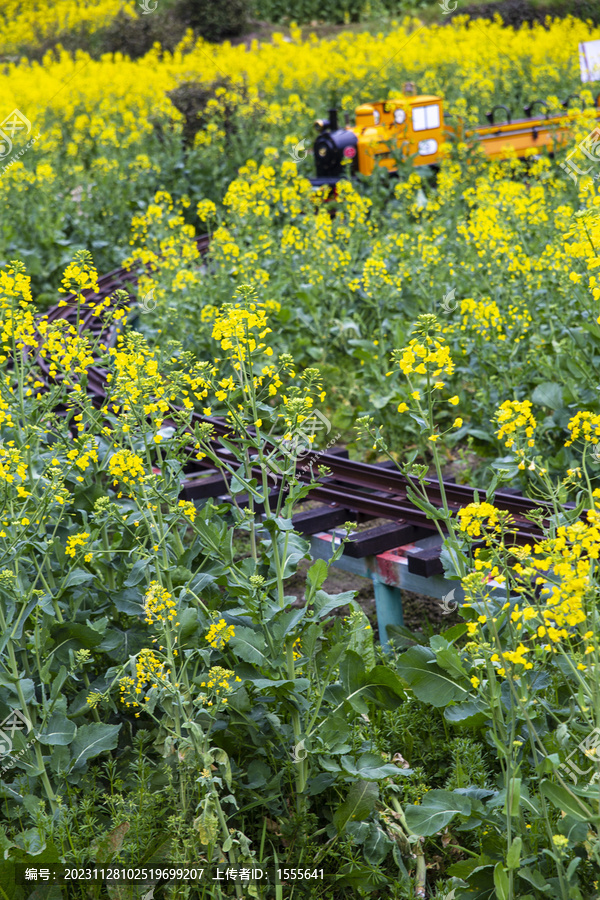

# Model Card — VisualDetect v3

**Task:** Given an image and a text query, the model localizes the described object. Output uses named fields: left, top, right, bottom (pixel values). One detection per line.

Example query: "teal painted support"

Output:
left=372, top=578, right=403, bottom=651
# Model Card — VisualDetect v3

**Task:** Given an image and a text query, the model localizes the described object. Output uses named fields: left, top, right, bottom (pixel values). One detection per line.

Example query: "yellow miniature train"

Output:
left=312, top=84, right=600, bottom=184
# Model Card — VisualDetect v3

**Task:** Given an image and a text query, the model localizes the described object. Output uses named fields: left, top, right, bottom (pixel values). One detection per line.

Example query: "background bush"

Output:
left=251, top=0, right=416, bottom=24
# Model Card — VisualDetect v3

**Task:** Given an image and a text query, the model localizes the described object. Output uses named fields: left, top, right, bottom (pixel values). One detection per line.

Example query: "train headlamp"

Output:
left=394, top=109, right=406, bottom=125
left=418, top=138, right=438, bottom=156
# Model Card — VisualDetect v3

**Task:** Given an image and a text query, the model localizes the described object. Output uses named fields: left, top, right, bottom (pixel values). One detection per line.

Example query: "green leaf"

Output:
left=50, top=666, right=68, bottom=703
left=314, top=589, right=355, bottom=618
left=406, top=485, right=446, bottom=520
left=318, top=713, right=352, bottom=754
left=63, top=568, right=95, bottom=588
left=403, top=789, right=471, bottom=836
left=506, top=777, right=521, bottom=817
left=442, top=622, right=468, bottom=643
left=69, top=723, right=121, bottom=771
left=531, top=382, right=563, bottom=410
left=340, top=650, right=367, bottom=696
left=188, top=571, right=216, bottom=594
left=439, top=544, right=469, bottom=579
left=271, top=606, right=306, bottom=642
left=333, top=781, right=378, bottom=832
left=444, top=699, right=487, bottom=726
left=112, top=589, right=143, bottom=616
left=229, top=469, right=260, bottom=498
left=275, top=531, right=310, bottom=578
left=229, top=626, right=269, bottom=667
left=395, top=645, right=468, bottom=707
left=51, top=622, right=103, bottom=650
left=430, top=636, right=468, bottom=680
left=306, top=773, right=337, bottom=795
left=38, top=713, right=76, bottom=746
left=518, top=867, right=553, bottom=893
left=49, top=745, right=70, bottom=775
left=506, top=836, right=522, bottom=869
left=540, top=780, right=594, bottom=822
left=493, top=862, right=509, bottom=900
left=123, top=559, right=149, bottom=587
left=307, top=558, right=329, bottom=592
left=178, top=607, right=199, bottom=642
left=248, top=677, right=308, bottom=692
left=341, top=752, right=410, bottom=781
left=263, top=515, right=295, bottom=533
left=347, top=606, right=376, bottom=669
left=362, top=665, right=407, bottom=709
left=363, top=824, right=392, bottom=865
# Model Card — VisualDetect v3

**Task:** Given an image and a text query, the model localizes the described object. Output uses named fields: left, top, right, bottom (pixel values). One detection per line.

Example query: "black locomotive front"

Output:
left=312, top=108, right=358, bottom=185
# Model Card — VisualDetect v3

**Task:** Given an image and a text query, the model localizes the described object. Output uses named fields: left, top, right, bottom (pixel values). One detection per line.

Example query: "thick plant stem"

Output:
left=0, top=613, right=58, bottom=814
left=390, top=796, right=427, bottom=898
left=214, top=792, right=244, bottom=900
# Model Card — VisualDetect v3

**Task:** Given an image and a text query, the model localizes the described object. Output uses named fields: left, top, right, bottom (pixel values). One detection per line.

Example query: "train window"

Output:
left=373, top=109, right=381, bottom=125
left=412, top=104, right=440, bottom=131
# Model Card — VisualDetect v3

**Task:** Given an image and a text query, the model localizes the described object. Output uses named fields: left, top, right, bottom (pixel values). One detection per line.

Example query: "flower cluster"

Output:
left=143, top=581, right=177, bottom=625
left=391, top=319, right=455, bottom=382
left=457, top=502, right=514, bottom=541
left=564, top=411, right=600, bottom=447
left=119, top=649, right=170, bottom=716
left=0, top=445, right=26, bottom=484
left=198, top=666, right=241, bottom=707
left=108, top=449, right=145, bottom=489
left=65, top=532, right=92, bottom=563
left=177, top=500, right=197, bottom=523
left=205, top=618, right=235, bottom=649
left=211, top=298, right=273, bottom=361
left=494, top=400, right=536, bottom=451
left=58, top=250, right=100, bottom=297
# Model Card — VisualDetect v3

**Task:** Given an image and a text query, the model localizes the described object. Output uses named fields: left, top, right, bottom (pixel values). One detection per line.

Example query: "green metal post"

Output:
left=372, top=577, right=404, bottom=651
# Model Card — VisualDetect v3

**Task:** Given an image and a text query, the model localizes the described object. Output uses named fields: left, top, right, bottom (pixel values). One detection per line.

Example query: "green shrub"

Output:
left=174, top=0, right=249, bottom=41
left=251, top=0, right=413, bottom=25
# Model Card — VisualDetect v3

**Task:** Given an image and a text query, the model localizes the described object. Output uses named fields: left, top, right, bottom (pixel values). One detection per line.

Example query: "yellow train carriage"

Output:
left=312, top=86, right=600, bottom=184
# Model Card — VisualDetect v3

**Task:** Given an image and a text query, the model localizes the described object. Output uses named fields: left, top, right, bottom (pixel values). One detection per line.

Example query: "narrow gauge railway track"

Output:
left=37, top=234, right=563, bottom=571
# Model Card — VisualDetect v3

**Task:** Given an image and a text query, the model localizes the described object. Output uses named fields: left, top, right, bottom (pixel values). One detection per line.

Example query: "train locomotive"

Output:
left=312, top=84, right=600, bottom=185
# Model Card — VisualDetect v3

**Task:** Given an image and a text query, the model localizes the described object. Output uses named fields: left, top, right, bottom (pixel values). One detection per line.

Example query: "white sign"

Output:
left=579, top=40, right=600, bottom=83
